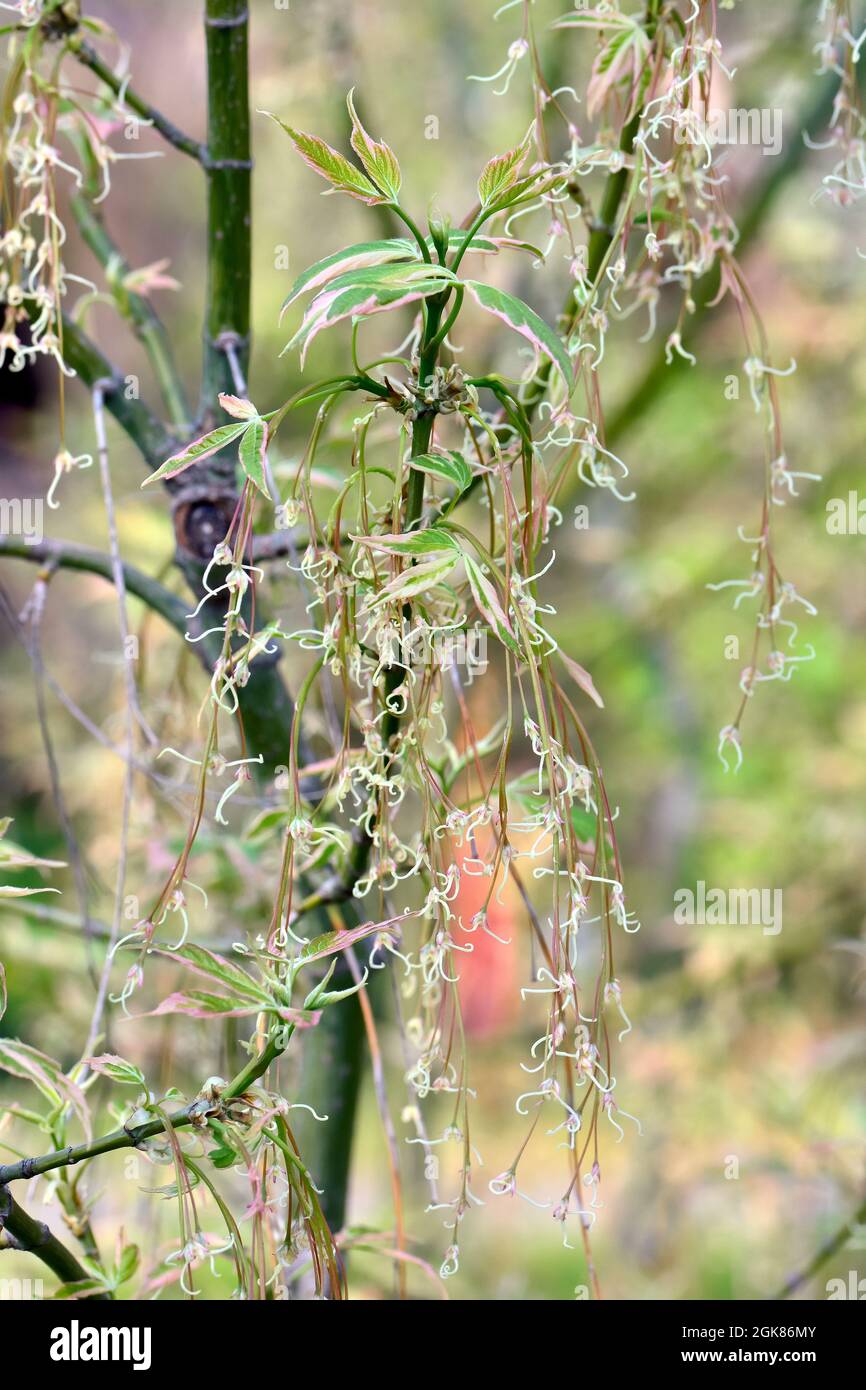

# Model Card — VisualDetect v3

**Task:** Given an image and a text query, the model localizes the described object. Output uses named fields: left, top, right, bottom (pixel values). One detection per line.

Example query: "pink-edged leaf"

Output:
left=552, top=9, right=640, bottom=31
left=54, top=1279, right=112, bottom=1300
left=586, top=26, right=650, bottom=119
left=298, top=919, right=398, bottom=968
left=557, top=651, right=605, bottom=709
left=464, top=555, right=521, bottom=657
left=0, top=1039, right=91, bottom=1137
left=287, top=263, right=454, bottom=366
left=84, top=1053, right=146, bottom=1087
left=347, top=89, right=402, bottom=200
left=148, top=942, right=272, bottom=1005
left=0, top=961, right=6, bottom=1022
left=141, top=422, right=247, bottom=488
left=464, top=281, right=573, bottom=388
left=218, top=393, right=259, bottom=421
left=263, top=112, right=385, bottom=204
left=138, top=991, right=320, bottom=1027
left=281, top=239, right=416, bottom=316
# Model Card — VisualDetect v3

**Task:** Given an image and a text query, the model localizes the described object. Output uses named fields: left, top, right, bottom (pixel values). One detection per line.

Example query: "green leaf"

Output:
left=85, top=1053, right=146, bottom=1087
left=464, top=555, right=521, bottom=656
left=114, top=1244, right=140, bottom=1286
left=238, top=418, right=270, bottom=497
left=245, top=806, right=292, bottom=842
left=347, top=89, right=402, bottom=200
left=209, top=1141, right=239, bottom=1169
left=141, top=422, right=247, bottom=488
left=207, top=1122, right=239, bottom=1169
left=477, top=135, right=531, bottom=207
left=53, top=1279, right=110, bottom=1300
left=262, top=112, right=385, bottom=204
left=410, top=451, right=473, bottom=495
left=464, top=281, right=573, bottom=388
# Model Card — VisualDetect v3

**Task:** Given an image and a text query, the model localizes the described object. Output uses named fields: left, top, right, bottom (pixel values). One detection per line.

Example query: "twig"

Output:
left=775, top=1195, right=866, bottom=1300
left=66, top=35, right=205, bottom=164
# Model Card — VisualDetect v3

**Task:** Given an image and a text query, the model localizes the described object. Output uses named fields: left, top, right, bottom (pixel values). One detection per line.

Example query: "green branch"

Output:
left=0, top=537, right=189, bottom=636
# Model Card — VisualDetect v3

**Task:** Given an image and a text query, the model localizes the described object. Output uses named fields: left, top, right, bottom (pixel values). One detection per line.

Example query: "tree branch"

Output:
left=0, top=536, right=189, bottom=637
left=66, top=34, right=205, bottom=164
left=0, top=1186, right=110, bottom=1298
left=0, top=1025, right=289, bottom=1191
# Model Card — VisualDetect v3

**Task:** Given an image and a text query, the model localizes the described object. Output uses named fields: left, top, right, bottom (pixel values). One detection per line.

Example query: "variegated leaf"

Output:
left=297, top=919, right=398, bottom=967
left=280, top=239, right=416, bottom=316
left=287, top=263, right=455, bottom=365
left=141, top=422, right=248, bottom=488
left=557, top=651, right=605, bottom=709
left=0, top=1039, right=91, bottom=1136
left=410, top=451, right=473, bottom=495
left=263, top=112, right=385, bottom=204
left=139, top=991, right=319, bottom=1027
left=148, top=942, right=272, bottom=1005
left=464, top=281, right=573, bottom=388
left=218, top=393, right=258, bottom=421
left=347, top=89, right=402, bottom=200
left=85, top=1053, right=146, bottom=1087
left=464, top=555, right=521, bottom=656
left=354, top=527, right=459, bottom=557
left=366, top=552, right=458, bottom=608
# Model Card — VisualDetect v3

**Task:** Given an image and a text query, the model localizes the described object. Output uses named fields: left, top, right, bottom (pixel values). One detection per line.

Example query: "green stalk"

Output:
left=200, top=0, right=252, bottom=418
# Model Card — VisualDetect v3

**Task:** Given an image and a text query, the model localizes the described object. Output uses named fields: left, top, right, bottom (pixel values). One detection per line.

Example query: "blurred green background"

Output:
left=0, top=0, right=864, bottom=1300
